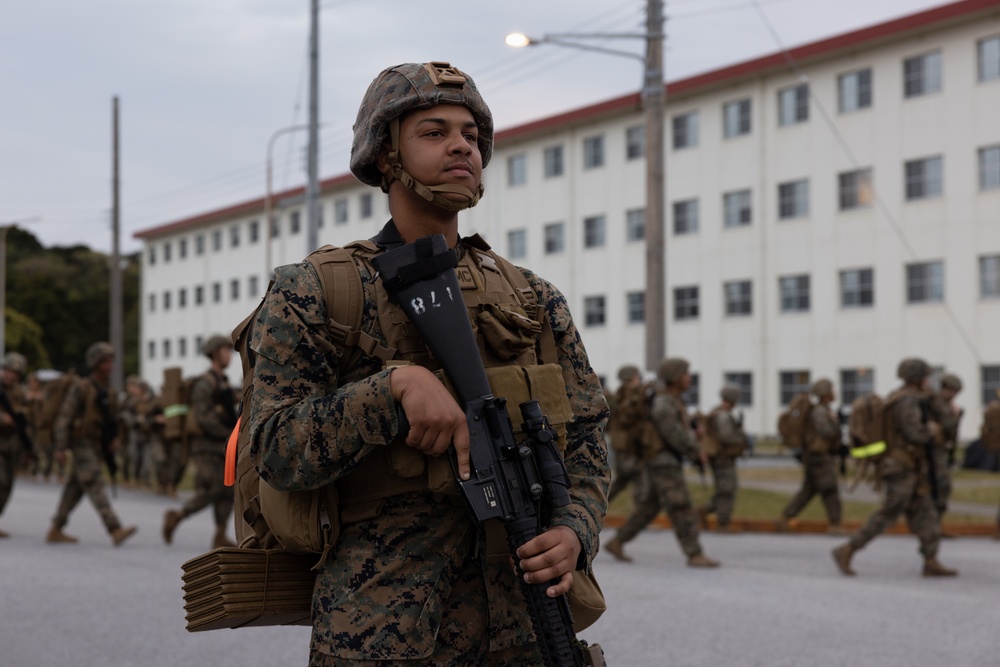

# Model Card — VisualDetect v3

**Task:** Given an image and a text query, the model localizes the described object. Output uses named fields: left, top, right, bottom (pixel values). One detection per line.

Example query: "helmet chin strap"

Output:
left=380, top=117, right=484, bottom=212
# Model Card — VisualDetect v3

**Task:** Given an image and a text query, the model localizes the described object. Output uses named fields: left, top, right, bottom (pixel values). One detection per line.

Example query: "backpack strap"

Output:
left=487, top=250, right=560, bottom=366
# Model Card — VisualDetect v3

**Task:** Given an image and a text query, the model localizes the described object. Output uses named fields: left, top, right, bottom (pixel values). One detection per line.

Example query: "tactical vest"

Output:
left=70, top=377, right=118, bottom=446
left=702, top=406, right=746, bottom=459
left=882, top=386, right=927, bottom=471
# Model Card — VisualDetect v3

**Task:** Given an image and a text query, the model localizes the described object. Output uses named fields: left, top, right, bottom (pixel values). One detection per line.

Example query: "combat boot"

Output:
left=46, top=526, right=79, bottom=544
left=687, top=553, right=720, bottom=568
left=831, top=543, right=856, bottom=576
left=111, top=525, right=138, bottom=547
left=604, top=537, right=633, bottom=563
left=212, top=525, right=235, bottom=549
left=162, top=510, right=182, bottom=545
left=922, top=557, right=958, bottom=577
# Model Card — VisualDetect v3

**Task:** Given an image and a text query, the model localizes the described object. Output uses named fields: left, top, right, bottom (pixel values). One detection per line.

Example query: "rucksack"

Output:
left=35, top=369, right=77, bottom=448
left=161, top=368, right=201, bottom=441
left=848, top=393, right=887, bottom=450
left=777, top=392, right=813, bottom=449
left=608, top=381, right=660, bottom=459
left=981, top=400, right=1000, bottom=453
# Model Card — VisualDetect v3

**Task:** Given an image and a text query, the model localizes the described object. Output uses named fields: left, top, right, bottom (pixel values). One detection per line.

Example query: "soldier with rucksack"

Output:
left=776, top=379, right=845, bottom=534
left=832, top=358, right=957, bottom=577
left=606, top=364, right=653, bottom=505
left=698, top=384, right=748, bottom=532
left=0, top=352, right=30, bottom=537
left=925, top=373, right=963, bottom=523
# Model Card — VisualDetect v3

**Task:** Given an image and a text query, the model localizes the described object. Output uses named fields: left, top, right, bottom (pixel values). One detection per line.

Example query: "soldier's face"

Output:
left=1, top=368, right=19, bottom=386
left=215, top=347, right=233, bottom=369
left=392, top=105, right=483, bottom=200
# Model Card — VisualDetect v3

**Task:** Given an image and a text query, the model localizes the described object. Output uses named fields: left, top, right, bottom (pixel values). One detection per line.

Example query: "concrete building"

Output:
left=135, top=0, right=1000, bottom=435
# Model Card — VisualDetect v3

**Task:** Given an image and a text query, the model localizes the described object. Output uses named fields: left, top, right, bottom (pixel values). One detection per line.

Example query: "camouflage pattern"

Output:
left=182, top=371, right=236, bottom=526
left=781, top=452, right=842, bottom=524
left=712, top=408, right=747, bottom=458
left=704, top=455, right=738, bottom=527
left=201, top=335, right=232, bottom=358
left=848, top=468, right=941, bottom=557
left=248, top=228, right=609, bottom=660
left=896, top=357, right=931, bottom=385
left=613, top=392, right=704, bottom=557
left=925, top=391, right=962, bottom=515
left=51, top=378, right=123, bottom=532
left=606, top=451, right=647, bottom=506
left=940, top=373, right=963, bottom=392
left=804, top=403, right=841, bottom=455
left=3, top=352, right=27, bottom=375
left=811, top=378, right=833, bottom=399
left=0, top=378, right=28, bottom=518
left=84, top=341, right=114, bottom=370
left=883, top=387, right=932, bottom=475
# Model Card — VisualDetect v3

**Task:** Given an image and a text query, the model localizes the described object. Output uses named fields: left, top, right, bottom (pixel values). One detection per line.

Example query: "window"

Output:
left=195, top=285, right=204, bottom=306
left=544, top=223, right=564, bottom=254
left=584, top=296, right=605, bottom=327
left=270, top=216, right=280, bottom=238
left=163, top=339, right=172, bottom=359
left=212, top=229, right=222, bottom=251
left=179, top=337, right=188, bottom=358
left=840, top=268, right=874, bottom=308
left=982, top=365, right=1000, bottom=406
left=838, top=68, right=872, bottom=112
left=778, top=83, right=809, bottom=126
left=904, top=51, right=942, bottom=97
left=905, top=156, right=943, bottom=200
left=544, top=145, right=564, bottom=178
left=163, top=242, right=172, bottom=263
left=673, top=199, right=699, bottom=235
left=840, top=368, right=875, bottom=405
left=626, top=125, right=645, bottom=159
left=179, top=238, right=188, bottom=258
left=779, top=274, right=810, bottom=312
left=583, top=135, right=604, bottom=169
left=249, top=220, right=260, bottom=244
left=147, top=340, right=155, bottom=360
left=724, top=372, right=753, bottom=407
left=334, top=199, right=348, bottom=224
left=778, top=180, right=809, bottom=219
left=195, top=336, right=204, bottom=356
left=360, top=193, right=373, bottom=219
left=626, top=208, right=645, bottom=242
left=981, top=255, right=1000, bottom=298
left=980, top=36, right=1000, bottom=82
left=289, top=211, right=301, bottom=235
left=148, top=293, right=155, bottom=313
left=508, top=229, right=527, bottom=260
left=683, top=373, right=700, bottom=408
left=674, top=285, right=699, bottom=321
left=195, top=234, right=205, bottom=255
left=229, top=279, right=239, bottom=301
left=249, top=275, right=259, bottom=298
left=723, top=99, right=751, bottom=138
left=780, top=370, right=811, bottom=405
left=178, top=288, right=187, bottom=309
left=839, top=168, right=873, bottom=210
left=162, top=291, right=171, bottom=311
left=723, top=190, right=752, bottom=228
left=507, top=153, right=527, bottom=186
left=148, top=246, right=156, bottom=265
left=317, top=203, right=325, bottom=228
left=906, top=261, right=944, bottom=303
left=229, top=225, right=240, bottom=248
left=627, top=291, right=645, bottom=324
left=583, top=215, right=606, bottom=249
left=672, top=112, right=699, bottom=149
left=212, top=282, right=222, bottom=304
left=724, top=280, right=752, bottom=316
left=980, top=145, right=1000, bottom=191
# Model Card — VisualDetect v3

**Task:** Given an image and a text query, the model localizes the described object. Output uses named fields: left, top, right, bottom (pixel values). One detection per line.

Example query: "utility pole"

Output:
left=110, top=96, right=124, bottom=392
left=305, top=0, right=321, bottom=254
left=643, top=0, right=666, bottom=371
left=0, top=225, right=10, bottom=359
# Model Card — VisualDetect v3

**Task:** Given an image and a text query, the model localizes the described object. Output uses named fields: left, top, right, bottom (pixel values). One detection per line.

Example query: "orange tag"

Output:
left=224, top=416, right=240, bottom=487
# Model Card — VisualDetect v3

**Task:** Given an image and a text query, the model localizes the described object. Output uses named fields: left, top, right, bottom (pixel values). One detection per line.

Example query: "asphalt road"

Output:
left=2, top=477, right=998, bottom=667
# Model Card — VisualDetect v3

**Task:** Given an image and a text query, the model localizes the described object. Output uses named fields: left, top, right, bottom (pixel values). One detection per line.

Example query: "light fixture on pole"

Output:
left=265, top=123, right=315, bottom=279
left=506, top=0, right=666, bottom=371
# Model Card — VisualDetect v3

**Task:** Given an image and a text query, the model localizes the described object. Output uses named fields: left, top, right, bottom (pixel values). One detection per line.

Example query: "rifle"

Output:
left=918, top=400, right=939, bottom=505
left=372, top=235, right=606, bottom=667
left=0, top=388, right=37, bottom=464
left=93, top=380, right=119, bottom=497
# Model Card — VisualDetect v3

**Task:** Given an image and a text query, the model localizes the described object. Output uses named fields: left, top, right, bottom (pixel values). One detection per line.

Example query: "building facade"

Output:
left=135, top=0, right=1000, bottom=435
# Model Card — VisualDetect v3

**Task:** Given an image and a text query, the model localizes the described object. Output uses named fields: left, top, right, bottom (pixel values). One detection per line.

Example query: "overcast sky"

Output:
left=0, top=0, right=947, bottom=253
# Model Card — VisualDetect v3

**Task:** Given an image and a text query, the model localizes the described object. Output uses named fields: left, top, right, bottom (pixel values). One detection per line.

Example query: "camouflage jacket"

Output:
left=0, top=382, right=28, bottom=455
left=926, top=393, right=961, bottom=448
left=190, top=370, right=236, bottom=456
left=805, top=403, right=840, bottom=455
left=53, top=376, right=118, bottom=453
left=884, top=385, right=931, bottom=471
left=248, top=227, right=609, bottom=659
left=710, top=406, right=747, bottom=458
left=649, top=391, right=699, bottom=466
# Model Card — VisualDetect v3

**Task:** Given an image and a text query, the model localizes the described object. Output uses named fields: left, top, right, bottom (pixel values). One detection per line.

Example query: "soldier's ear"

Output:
left=375, top=140, right=392, bottom=176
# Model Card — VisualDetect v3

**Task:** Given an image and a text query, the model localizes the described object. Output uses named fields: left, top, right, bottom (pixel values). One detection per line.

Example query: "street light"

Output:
left=265, top=124, right=317, bottom=278
left=506, top=0, right=666, bottom=371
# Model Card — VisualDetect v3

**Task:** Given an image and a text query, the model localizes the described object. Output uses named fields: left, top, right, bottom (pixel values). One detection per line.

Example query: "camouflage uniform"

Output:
left=606, top=377, right=651, bottom=505
left=249, top=224, right=609, bottom=664
left=0, top=375, right=29, bottom=529
left=51, top=377, right=126, bottom=534
left=702, top=408, right=746, bottom=528
left=612, top=390, right=705, bottom=558
left=926, top=391, right=962, bottom=516
left=781, top=404, right=842, bottom=524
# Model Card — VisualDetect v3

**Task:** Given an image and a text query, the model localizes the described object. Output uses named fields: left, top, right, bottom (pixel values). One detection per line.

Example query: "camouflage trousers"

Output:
left=309, top=551, right=545, bottom=667
left=849, top=468, right=941, bottom=558
left=53, top=447, right=122, bottom=532
left=615, top=463, right=703, bottom=558
left=607, top=450, right=647, bottom=506
left=932, top=447, right=953, bottom=515
left=782, top=452, right=842, bottom=524
left=181, top=451, right=232, bottom=527
left=703, top=455, right=738, bottom=527
left=0, top=448, right=16, bottom=516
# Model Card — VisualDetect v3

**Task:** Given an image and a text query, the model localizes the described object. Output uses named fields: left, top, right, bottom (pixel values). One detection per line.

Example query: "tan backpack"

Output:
left=777, top=392, right=813, bottom=449
left=981, top=401, right=1000, bottom=453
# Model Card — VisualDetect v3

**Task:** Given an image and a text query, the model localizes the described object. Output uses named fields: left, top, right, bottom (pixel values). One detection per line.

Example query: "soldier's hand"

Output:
left=516, top=525, right=582, bottom=598
left=389, top=365, right=470, bottom=480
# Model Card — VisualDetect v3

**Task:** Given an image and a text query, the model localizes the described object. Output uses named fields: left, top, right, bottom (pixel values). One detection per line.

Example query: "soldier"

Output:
left=163, top=335, right=238, bottom=549
left=832, top=358, right=957, bottom=576
left=119, top=375, right=147, bottom=487
left=0, top=352, right=30, bottom=537
left=926, top=373, right=963, bottom=526
left=46, top=342, right=137, bottom=546
left=605, top=357, right=718, bottom=567
left=776, top=379, right=846, bottom=534
left=698, top=384, right=748, bottom=533
left=606, top=364, right=649, bottom=505
left=245, top=62, right=609, bottom=664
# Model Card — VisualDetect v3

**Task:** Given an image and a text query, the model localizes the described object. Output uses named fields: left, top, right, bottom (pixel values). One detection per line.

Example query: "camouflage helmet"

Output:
left=656, top=357, right=690, bottom=385
left=811, top=378, right=834, bottom=399
left=2, top=352, right=27, bottom=376
left=350, top=62, right=493, bottom=211
left=897, top=357, right=931, bottom=385
left=940, top=373, right=963, bottom=392
left=85, top=342, right=115, bottom=369
left=720, top=384, right=741, bottom=404
left=202, top=335, right=233, bottom=358
left=617, top=364, right=641, bottom=383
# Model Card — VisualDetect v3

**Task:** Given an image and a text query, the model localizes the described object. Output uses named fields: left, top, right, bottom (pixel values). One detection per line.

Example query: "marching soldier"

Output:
left=606, top=364, right=649, bottom=505
left=698, top=384, right=747, bottom=532
left=0, top=352, right=30, bottom=537
left=926, top=373, right=963, bottom=526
